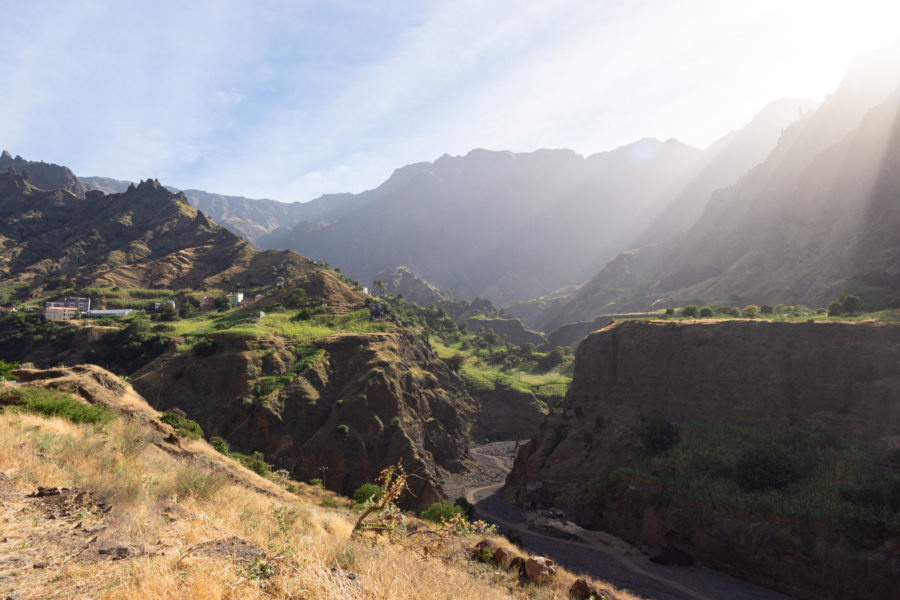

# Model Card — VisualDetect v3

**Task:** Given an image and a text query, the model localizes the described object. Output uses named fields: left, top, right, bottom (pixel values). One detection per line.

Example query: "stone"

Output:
left=569, top=578, right=600, bottom=599
left=524, top=556, right=557, bottom=583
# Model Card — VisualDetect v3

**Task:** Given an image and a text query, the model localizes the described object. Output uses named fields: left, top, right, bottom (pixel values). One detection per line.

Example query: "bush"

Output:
left=664, top=308, right=675, bottom=317
left=352, top=483, right=382, bottom=504
left=732, top=446, right=805, bottom=492
left=209, top=436, right=229, bottom=454
left=742, top=305, right=760, bottom=318
left=2, top=388, right=113, bottom=424
left=698, top=306, right=714, bottom=318
left=637, top=416, right=679, bottom=454
left=309, top=478, right=324, bottom=487
left=454, top=497, right=475, bottom=520
left=681, top=305, right=699, bottom=318
left=421, top=500, right=465, bottom=523
left=0, top=359, right=18, bottom=381
left=760, top=304, right=774, bottom=315
left=335, top=423, right=350, bottom=435
left=444, top=354, right=466, bottom=372
left=536, top=348, right=565, bottom=372
left=159, top=412, right=203, bottom=439
left=827, top=300, right=844, bottom=316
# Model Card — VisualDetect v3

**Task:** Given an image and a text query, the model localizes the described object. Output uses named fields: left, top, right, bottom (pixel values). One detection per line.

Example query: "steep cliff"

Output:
left=504, top=320, right=900, bottom=600
left=131, top=329, right=474, bottom=508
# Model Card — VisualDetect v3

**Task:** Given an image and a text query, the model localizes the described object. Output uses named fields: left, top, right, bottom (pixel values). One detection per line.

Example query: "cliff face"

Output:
left=504, top=320, right=900, bottom=600
left=132, top=330, right=474, bottom=508
left=569, top=320, right=900, bottom=449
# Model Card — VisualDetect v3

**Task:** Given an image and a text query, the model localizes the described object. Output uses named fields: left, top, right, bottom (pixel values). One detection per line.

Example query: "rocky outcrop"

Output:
left=543, top=313, right=658, bottom=350
left=1, top=151, right=86, bottom=197
left=568, top=320, right=900, bottom=449
left=471, top=385, right=546, bottom=442
left=131, top=330, right=474, bottom=508
left=466, top=317, right=545, bottom=347
left=503, top=320, right=900, bottom=600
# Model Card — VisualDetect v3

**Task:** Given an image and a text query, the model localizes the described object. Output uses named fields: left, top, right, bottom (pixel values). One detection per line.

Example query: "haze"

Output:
left=1, top=0, right=898, bottom=200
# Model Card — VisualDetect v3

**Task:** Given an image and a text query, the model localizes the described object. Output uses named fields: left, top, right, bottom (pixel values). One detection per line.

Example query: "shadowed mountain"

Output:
left=258, top=144, right=708, bottom=305
left=1, top=151, right=86, bottom=197
left=530, top=53, right=900, bottom=331
left=0, top=172, right=304, bottom=299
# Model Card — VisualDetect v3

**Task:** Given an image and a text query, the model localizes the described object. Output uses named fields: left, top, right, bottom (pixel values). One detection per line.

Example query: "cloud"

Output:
left=2, top=0, right=899, bottom=201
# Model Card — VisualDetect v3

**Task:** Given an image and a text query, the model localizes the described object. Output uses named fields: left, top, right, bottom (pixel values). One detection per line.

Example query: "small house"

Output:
left=44, top=306, right=78, bottom=321
left=86, top=309, right=132, bottom=317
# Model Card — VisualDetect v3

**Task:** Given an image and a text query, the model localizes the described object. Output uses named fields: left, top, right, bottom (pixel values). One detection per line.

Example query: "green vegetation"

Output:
left=0, top=359, right=18, bottom=381
left=637, top=416, right=679, bottom=454
left=420, top=500, right=466, bottom=523
left=352, top=483, right=382, bottom=505
left=1, top=387, right=113, bottom=425
left=591, top=423, right=900, bottom=545
left=159, top=412, right=203, bottom=439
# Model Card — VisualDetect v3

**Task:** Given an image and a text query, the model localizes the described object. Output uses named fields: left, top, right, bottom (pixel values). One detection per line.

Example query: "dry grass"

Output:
left=0, top=393, right=640, bottom=600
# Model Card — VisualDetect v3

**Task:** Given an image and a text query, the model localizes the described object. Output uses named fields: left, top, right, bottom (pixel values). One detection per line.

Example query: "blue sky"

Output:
left=2, top=0, right=898, bottom=201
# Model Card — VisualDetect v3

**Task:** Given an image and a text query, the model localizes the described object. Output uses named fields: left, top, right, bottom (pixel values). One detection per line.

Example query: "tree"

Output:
left=827, top=301, right=844, bottom=316
left=760, top=304, right=774, bottom=315
left=742, top=305, right=760, bottom=318
left=681, top=305, right=699, bottom=318
left=664, top=308, right=675, bottom=317
left=840, top=294, right=862, bottom=315
left=699, top=306, right=714, bottom=318
left=371, top=279, right=385, bottom=297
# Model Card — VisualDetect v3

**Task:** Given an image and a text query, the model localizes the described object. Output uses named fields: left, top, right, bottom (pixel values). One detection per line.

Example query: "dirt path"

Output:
left=448, top=443, right=795, bottom=600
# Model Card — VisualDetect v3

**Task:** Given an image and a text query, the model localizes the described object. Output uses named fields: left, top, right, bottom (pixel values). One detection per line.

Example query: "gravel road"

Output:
left=443, top=442, right=796, bottom=600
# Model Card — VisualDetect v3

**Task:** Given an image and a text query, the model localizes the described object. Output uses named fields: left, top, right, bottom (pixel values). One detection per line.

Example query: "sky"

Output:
left=2, top=0, right=899, bottom=202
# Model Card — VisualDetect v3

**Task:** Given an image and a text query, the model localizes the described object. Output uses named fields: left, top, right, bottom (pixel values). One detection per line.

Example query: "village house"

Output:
left=44, top=296, right=90, bottom=320
left=226, top=292, right=244, bottom=307
left=44, top=306, right=79, bottom=321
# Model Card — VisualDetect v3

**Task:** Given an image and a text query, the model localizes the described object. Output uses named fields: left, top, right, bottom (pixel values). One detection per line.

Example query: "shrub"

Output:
left=335, top=423, right=350, bottom=435
left=320, top=497, right=340, bottom=508
left=760, top=304, right=774, bottom=314
left=536, top=348, right=565, bottom=372
left=159, top=412, right=203, bottom=439
left=389, top=416, right=401, bottom=427
left=309, top=478, right=324, bottom=487
left=732, top=445, right=805, bottom=492
left=421, top=500, right=465, bottom=523
left=681, top=305, right=699, bottom=318
left=699, top=306, right=714, bottom=318
left=637, top=416, right=679, bottom=454
left=0, top=359, right=18, bottom=381
left=827, top=301, right=844, bottom=316
left=192, top=338, right=218, bottom=357
left=2, top=388, right=113, bottom=425
left=454, top=497, right=475, bottom=520
left=229, top=451, right=272, bottom=477
left=352, top=483, right=382, bottom=505
left=664, top=308, right=675, bottom=317
left=209, top=436, right=229, bottom=454
left=742, top=305, right=760, bottom=318
left=444, top=354, right=466, bottom=372
left=172, top=464, right=228, bottom=500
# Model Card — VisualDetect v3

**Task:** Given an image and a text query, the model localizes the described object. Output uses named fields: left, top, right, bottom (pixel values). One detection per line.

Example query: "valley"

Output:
left=2, top=40, right=900, bottom=600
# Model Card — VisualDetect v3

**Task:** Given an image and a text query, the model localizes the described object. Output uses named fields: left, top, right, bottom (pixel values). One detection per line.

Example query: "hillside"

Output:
left=504, top=319, right=900, bottom=600
left=527, top=55, right=900, bottom=331
left=0, top=171, right=303, bottom=301
left=252, top=101, right=808, bottom=306
left=1, top=150, right=85, bottom=197
left=0, top=364, right=639, bottom=600
left=258, top=145, right=702, bottom=305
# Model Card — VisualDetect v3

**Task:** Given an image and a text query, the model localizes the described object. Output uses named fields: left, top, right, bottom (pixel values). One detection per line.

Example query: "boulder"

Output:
left=569, top=578, right=600, bottom=599
left=524, top=556, right=557, bottom=583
